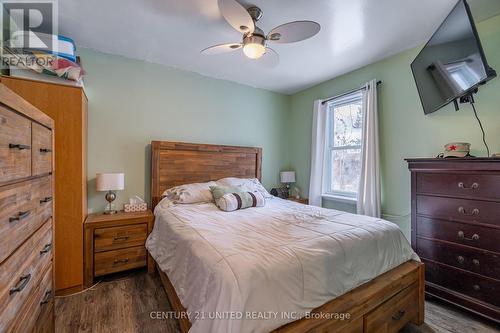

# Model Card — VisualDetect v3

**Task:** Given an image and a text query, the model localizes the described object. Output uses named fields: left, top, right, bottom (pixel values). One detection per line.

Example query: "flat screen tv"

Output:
left=411, top=0, right=496, bottom=114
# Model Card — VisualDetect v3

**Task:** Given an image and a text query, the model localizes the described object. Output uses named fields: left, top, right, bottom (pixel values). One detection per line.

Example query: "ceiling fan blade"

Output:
left=258, top=47, right=279, bottom=68
left=267, top=21, right=321, bottom=43
left=201, top=43, right=242, bottom=55
left=218, top=0, right=255, bottom=34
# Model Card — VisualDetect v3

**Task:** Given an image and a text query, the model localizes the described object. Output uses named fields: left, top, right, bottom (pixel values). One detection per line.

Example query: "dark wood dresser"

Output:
left=407, top=158, right=500, bottom=323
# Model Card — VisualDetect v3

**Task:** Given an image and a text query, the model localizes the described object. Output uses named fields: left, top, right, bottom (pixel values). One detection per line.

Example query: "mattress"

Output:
left=146, top=197, right=419, bottom=333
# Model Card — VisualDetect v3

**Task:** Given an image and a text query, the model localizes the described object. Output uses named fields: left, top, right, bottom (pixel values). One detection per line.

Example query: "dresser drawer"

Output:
left=32, top=123, right=52, bottom=176
left=417, top=195, right=500, bottom=227
left=0, top=177, right=52, bottom=263
left=417, top=173, right=500, bottom=200
left=0, top=106, right=31, bottom=184
left=416, top=216, right=500, bottom=253
left=33, top=299, right=54, bottom=333
left=424, top=259, right=500, bottom=307
left=94, top=246, right=146, bottom=277
left=9, top=266, right=53, bottom=333
left=0, top=220, right=52, bottom=331
left=33, top=297, right=54, bottom=333
left=364, top=283, right=418, bottom=333
left=33, top=175, right=53, bottom=225
left=417, top=237, right=500, bottom=280
left=94, top=223, right=148, bottom=252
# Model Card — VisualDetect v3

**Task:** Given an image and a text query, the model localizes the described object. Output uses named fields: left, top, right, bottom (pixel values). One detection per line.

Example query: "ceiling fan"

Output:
left=201, top=0, right=321, bottom=67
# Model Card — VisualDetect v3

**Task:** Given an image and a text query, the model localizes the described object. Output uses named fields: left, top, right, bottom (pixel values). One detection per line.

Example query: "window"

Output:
left=444, top=61, right=481, bottom=91
left=323, top=91, right=363, bottom=200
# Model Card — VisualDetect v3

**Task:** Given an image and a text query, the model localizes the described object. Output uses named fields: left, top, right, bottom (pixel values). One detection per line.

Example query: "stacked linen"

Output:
left=4, top=31, right=84, bottom=82
left=8, top=31, right=77, bottom=62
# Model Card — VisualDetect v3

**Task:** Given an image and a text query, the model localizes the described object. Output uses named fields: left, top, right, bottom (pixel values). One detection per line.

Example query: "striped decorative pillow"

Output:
left=213, top=190, right=265, bottom=212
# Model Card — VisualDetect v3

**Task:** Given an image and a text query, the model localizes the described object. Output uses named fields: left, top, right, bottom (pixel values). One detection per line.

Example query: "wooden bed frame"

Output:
left=150, top=141, right=424, bottom=333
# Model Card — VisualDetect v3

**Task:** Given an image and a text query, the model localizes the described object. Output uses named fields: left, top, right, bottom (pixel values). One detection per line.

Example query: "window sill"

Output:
left=322, top=194, right=357, bottom=204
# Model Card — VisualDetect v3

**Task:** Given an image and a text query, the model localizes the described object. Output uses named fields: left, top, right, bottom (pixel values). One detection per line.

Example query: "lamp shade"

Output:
left=280, top=171, right=296, bottom=183
left=96, top=173, right=125, bottom=191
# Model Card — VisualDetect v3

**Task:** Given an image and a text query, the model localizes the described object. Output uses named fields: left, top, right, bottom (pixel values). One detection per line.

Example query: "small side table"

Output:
left=286, top=197, right=309, bottom=205
left=84, top=210, right=154, bottom=288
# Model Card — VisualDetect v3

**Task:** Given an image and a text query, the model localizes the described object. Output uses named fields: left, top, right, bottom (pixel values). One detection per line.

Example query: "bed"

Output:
left=147, top=141, right=424, bottom=333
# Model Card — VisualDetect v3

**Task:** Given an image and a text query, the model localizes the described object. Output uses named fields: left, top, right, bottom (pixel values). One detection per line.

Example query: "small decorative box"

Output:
left=124, top=203, right=148, bottom=212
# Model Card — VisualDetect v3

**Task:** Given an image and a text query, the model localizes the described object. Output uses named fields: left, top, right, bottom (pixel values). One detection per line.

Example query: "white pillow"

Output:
left=216, top=177, right=272, bottom=198
left=162, top=181, right=216, bottom=204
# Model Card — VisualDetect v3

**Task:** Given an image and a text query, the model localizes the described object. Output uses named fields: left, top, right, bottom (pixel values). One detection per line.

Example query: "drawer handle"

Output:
left=391, top=310, right=406, bottom=321
left=9, top=143, right=31, bottom=150
left=40, top=196, right=53, bottom=204
left=40, top=290, right=52, bottom=305
left=9, top=274, right=31, bottom=295
left=457, top=256, right=465, bottom=264
left=113, top=258, right=129, bottom=265
left=458, top=231, right=479, bottom=241
left=458, top=182, right=479, bottom=190
left=114, top=236, right=130, bottom=241
left=9, top=210, right=31, bottom=222
left=472, top=259, right=480, bottom=266
left=473, top=284, right=481, bottom=291
left=40, top=243, right=52, bottom=255
left=458, top=207, right=479, bottom=216
left=39, top=148, right=52, bottom=153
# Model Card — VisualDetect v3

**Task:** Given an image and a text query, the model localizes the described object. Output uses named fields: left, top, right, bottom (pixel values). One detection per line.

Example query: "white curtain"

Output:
left=309, top=100, right=327, bottom=207
left=357, top=79, right=381, bottom=217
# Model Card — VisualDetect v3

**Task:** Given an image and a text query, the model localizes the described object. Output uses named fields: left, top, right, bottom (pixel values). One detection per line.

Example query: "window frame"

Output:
left=323, top=90, right=364, bottom=200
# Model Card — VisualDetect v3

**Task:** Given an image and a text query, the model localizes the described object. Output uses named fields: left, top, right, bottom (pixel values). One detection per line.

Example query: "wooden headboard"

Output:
left=150, top=141, right=262, bottom=208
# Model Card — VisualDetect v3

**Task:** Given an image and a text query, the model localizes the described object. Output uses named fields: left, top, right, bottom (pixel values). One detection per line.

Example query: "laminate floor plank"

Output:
left=55, top=271, right=499, bottom=333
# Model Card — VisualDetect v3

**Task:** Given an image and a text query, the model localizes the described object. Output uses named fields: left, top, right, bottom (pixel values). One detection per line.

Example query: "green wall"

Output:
left=83, top=14, right=500, bottom=238
left=288, top=14, right=500, bottom=239
left=81, top=49, right=291, bottom=213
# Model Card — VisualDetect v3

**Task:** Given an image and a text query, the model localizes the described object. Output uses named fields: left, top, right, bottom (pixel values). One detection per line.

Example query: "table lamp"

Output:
left=280, top=171, right=296, bottom=188
left=280, top=171, right=296, bottom=198
left=96, top=173, right=124, bottom=214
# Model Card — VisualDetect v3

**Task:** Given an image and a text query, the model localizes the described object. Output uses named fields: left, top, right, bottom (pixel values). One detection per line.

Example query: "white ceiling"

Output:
left=59, top=0, right=500, bottom=94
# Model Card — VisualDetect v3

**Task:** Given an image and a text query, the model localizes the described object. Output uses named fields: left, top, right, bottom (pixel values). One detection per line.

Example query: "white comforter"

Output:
left=146, top=197, right=418, bottom=333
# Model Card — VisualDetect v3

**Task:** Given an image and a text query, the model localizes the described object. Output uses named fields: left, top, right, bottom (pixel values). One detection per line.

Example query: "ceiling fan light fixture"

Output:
left=243, top=43, right=266, bottom=59
left=242, top=35, right=266, bottom=59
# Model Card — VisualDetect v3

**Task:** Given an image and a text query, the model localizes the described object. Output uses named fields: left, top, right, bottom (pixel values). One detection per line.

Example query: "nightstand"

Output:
left=84, top=210, right=154, bottom=287
left=286, top=197, right=309, bottom=205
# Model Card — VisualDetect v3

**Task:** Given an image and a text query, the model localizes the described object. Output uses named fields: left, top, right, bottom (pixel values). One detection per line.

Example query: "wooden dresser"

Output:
left=0, top=84, right=55, bottom=332
left=407, top=158, right=500, bottom=323
left=1, top=76, right=87, bottom=295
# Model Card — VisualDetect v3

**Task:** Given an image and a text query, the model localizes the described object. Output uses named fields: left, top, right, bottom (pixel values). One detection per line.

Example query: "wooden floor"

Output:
left=55, top=270, right=500, bottom=333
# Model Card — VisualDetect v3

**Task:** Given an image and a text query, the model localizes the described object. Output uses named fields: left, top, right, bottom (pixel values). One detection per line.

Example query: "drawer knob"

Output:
left=9, top=143, right=31, bottom=150
left=457, top=207, right=480, bottom=216
left=40, top=243, right=52, bottom=255
left=40, top=290, right=52, bottom=305
left=472, top=259, right=480, bottom=266
left=114, top=236, right=130, bottom=241
left=39, top=148, right=52, bottom=153
left=113, top=258, right=129, bottom=265
left=458, top=182, right=479, bottom=190
left=391, top=310, right=406, bottom=321
left=9, top=210, right=31, bottom=222
left=473, top=284, right=481, bottom=291
left=458, top=231, right=479, bottom=241
left=40, top=196, right=53, bottom=204
left=9, top=274, right=31, bottom=295
left=457, top=256, right=465, bottom=264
